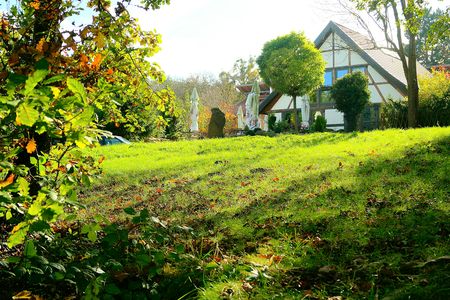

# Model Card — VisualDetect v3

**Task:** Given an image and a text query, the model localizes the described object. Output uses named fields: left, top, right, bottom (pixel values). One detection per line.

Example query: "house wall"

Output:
left=265, top=31, right=405, bottom=131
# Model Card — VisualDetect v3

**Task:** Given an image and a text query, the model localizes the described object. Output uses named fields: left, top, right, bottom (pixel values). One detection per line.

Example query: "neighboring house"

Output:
left=258, top=21, right=429, bottom=131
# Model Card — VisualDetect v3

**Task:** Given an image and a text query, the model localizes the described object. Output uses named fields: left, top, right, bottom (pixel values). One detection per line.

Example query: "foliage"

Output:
left=419, top=69, right=450, bottom=101
left=78, top=127, right=450, bottom=299
left=382, top=69, right=450, bottom=128
left=0, top=0, right=178, bottom=297
left=310, top=112, right=327, bottom=132
left=257, top=32, right=324, bottom=98
left=268, top=114, right=277, bottom=131
left=351, top=0, right=431, bottom=128
left=219, top=57, right=261, bottom=86
left=0, top=207, right=200, bottom=299
left=331, top=71, right=370, bottom=132
left=414, top=8, right=450, bottom=67
left=257, top=32, right=324, bottom=131
left=380, top=97, right=409, bottom=129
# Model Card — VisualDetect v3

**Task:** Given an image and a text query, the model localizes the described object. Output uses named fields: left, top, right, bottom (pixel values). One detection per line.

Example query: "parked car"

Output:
left=99, top=135, right=131, bottom=146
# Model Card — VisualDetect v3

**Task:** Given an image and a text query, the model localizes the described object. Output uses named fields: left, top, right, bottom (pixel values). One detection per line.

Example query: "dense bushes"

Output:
left=381, top=70, right=450, bottom=128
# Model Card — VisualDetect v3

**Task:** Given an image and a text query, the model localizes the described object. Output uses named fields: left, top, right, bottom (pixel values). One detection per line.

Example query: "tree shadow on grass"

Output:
left=189, top=134, right=450, bottom=299
left=283, top=135, right=450, bottom=299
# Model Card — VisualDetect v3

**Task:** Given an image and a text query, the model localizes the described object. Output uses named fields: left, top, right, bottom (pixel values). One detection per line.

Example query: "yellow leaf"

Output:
left=51, top=86, right=60, bottom=99
left=94, top=32, right=106, bottom=48
left=26, top=139, right=37, bottom=154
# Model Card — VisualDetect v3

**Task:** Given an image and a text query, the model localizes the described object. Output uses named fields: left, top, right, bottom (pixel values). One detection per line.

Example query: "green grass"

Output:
left=82, top=127, right=450, bottom=299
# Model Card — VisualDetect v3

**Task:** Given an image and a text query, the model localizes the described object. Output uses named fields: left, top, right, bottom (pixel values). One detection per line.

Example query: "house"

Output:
left=258, top=21, right=429, bottom=131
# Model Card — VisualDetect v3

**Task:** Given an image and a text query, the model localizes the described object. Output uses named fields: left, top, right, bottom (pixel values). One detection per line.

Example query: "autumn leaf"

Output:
left=91, top=53, right=102, bottom=70
left=107, top=68, right=114, bottom=75
left=0, top=173, right=15, bottom=189
left=80, top=54, right=89, bottom=68
left=26, top=139, right=37, bottom=154
left=98, top=156, right=105, bottom=164
left=36, top=38, right=47, bottom=54
left=30, top=1, right=40, bottom=10
left=272, top=177, right=279, bottom=182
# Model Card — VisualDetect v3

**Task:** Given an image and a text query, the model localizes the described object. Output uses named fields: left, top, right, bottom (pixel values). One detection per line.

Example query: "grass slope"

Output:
left=83, top=127, right=450, bottom=299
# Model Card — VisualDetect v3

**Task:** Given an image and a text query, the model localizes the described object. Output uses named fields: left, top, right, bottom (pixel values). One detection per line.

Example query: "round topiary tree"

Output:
left=331, top=71, right=370, bottom=132
left=257, top=32, right=325, bottom=131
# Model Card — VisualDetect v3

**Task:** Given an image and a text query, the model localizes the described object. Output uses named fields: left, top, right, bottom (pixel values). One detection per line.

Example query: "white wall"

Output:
left=272, top=94, right=293, bottom=110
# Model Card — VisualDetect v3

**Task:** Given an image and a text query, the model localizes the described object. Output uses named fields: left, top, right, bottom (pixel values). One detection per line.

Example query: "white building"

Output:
left=259, top=21, right=429, bottom=131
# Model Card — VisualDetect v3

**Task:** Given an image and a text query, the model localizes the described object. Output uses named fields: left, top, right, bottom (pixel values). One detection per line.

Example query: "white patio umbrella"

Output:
left=190, top=87, right=199, bottom=132
left=301, top=95, right=310, bottom=127
left=245, top=81, right=260, bottom=130
left=237, top=105, right=245, bottom=129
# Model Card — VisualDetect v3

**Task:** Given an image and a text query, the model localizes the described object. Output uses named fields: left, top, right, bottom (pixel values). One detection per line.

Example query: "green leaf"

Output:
left=28, top=202, right=42, bottom=216
left=71, top=106, right=94, bottom=128
left=87, top=230, right=97, bottom=242
left=25, top=69, right=49, bottom=96
left=5, top=210, right=12, bottom=220
left=17, top=177, right=29, bottom=196
left=24, top=240, right=37, bottom=257
left=124, top=207, right=136, bottom=215
left=43, top=74, right=65, bottom=85
left=16, top=103, right=39, bottom=127
left=67, top=77, right=87, bottom=104
left=105, top=283, right=121, bottom=295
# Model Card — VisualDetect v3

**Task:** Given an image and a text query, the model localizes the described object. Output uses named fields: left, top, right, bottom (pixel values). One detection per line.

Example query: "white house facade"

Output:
left=259, top=21, right=429, bottom=130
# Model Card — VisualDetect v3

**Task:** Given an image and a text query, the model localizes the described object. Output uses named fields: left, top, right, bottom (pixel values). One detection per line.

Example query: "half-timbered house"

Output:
left=258, top=21, right=429, bottom=130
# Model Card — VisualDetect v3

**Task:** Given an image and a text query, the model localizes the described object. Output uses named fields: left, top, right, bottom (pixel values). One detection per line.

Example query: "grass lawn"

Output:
left=81, top=127, right=450, bottom=299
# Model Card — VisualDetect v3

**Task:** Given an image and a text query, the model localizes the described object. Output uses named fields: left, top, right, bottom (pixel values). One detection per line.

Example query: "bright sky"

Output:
left=133, top=0, right=340, bottom=78
left=133, top=0, right=447, bottom=79
left=1, top=0, right=445, bottom=78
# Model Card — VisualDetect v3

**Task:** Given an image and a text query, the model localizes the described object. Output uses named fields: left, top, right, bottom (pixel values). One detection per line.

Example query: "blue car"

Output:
left=99, top=135, right=131, bottom=146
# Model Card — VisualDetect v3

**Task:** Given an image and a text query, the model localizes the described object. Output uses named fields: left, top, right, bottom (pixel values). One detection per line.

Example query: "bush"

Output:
left=273, top=120, right=290, bottom=133
left=310, top=112, right=327, bottom=132
left=268, top=114, right=277, bottom=131
left=382, top=70, right=450, bottom=128
left=380, top=98, right=409, bottom=129
left=331, top=72, right=370, bottom=132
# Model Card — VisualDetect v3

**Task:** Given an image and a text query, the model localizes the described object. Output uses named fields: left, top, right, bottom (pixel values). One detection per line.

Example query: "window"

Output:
left=352, top=66, right=367, bottom=74
left=336, top=68, right=349, bottom=79
left=319, top=90, right=333, bottom=103
left=324, top=70, right=333, bottom=87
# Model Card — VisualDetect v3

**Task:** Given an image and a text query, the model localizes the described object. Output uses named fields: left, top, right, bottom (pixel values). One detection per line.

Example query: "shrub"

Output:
left=380, top=98, right=409, bottom=129
left=268, top=114, right=277, bottom=131
left=273, top=120, right=291, bottom=133
left=331, top=72, right=370, bottom=132
left=311, top=112, right=327, bottom=132
left=382, top=70, right=450, bottom=128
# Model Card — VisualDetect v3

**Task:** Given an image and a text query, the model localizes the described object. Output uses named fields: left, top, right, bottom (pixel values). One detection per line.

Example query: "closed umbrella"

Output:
left=237, top=105, right=245, bottom=129
left=246, top=81, right=260, bottom=130
left=190, top=88, right=199, bottom=132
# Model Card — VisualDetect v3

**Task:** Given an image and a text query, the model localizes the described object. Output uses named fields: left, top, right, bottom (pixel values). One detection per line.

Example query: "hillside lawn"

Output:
left=82, top=127, right=450, bottom=299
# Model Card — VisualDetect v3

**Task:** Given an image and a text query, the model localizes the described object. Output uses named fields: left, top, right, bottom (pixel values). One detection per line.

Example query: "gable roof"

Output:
left=259, top=21, right=430, bottom=114
left=315, top=21, right=429, bottom=94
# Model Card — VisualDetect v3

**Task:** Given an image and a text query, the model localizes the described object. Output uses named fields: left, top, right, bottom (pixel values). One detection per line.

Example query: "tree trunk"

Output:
left=292, top=95, right=300, bottom=132
left=407, top=36, right=419, bottom=128
left=345, top=115, right=357, bottom=132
